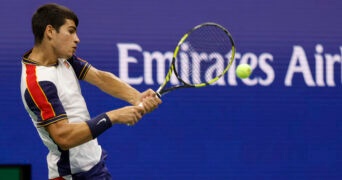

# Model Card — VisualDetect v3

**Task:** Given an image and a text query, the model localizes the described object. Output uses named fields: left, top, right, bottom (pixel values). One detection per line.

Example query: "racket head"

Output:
left=173, top=22, right=236, bottom=87
left=156, top=22, right=236, bottom=96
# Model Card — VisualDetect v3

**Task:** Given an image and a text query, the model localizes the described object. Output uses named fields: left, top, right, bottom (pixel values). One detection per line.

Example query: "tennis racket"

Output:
left=155, top=22, right=236, bottom=98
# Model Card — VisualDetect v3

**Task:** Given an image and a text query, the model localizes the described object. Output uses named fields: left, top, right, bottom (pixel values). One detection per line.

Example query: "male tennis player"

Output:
left=20, top=3, right=161, bottom=179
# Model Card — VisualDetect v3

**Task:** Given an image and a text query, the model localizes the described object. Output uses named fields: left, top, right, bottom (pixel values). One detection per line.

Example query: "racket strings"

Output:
left=175, top=25, right=233, bottom=86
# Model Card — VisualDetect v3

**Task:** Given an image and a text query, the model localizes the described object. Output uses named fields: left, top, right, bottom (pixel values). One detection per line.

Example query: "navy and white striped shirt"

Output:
left=20, top=51, right=102, bottom=179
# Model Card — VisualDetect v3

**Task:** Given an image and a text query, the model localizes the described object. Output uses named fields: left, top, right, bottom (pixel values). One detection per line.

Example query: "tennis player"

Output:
left=20, top=3, right=161, bottom=180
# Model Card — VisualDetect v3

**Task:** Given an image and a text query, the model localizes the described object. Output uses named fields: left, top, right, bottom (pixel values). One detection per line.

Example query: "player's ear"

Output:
left=45, top=25, right=55, bottom=41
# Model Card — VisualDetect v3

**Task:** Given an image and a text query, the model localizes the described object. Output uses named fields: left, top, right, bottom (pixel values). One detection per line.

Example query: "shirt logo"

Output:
left=63, top=60, right=70, bottom=68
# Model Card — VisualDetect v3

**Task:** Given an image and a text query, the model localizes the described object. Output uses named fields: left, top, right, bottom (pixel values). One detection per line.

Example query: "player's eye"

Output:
left=68, top=28, right=77, bottom=34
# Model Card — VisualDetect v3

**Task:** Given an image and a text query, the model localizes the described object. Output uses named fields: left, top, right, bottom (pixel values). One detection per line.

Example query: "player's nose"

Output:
left=74, top=34, right=80, bottom=44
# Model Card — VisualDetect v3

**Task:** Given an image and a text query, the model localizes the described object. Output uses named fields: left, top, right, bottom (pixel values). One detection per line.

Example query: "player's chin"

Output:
left=60, top=55, right=72, bottom=59
left=69, top=50, right=76, bottom=57
left=63, top=52, right=75, bottom=59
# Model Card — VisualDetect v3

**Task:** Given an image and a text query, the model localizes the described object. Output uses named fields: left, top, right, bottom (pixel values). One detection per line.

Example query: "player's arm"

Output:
left=83, top=66, right=161, bottom=112
left=84, top=66, right=142, bottom=105
left=46, top=105, right=144, bottom=150
left=24, top=79, right=145, bottom=150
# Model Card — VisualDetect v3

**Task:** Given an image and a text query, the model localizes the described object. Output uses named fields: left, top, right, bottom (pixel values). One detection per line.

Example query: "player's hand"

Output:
left=139, top=89, right=157, bottom=101
left=139, top=89, right=162, bottom=114
left=108, top=105, right=145, bottom=126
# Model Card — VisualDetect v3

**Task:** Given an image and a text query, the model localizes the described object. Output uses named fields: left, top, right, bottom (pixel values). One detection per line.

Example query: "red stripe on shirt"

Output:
left=25, top=64, right=56, bottom=120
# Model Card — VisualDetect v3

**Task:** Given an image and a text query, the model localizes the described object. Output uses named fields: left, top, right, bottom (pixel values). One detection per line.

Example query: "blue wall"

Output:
left=0, top=0, right=341, bottom=179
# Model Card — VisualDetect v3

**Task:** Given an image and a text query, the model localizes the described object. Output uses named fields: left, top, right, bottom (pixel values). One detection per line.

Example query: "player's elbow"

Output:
left=51, top=130, right=76, bottom=150
left=55, top=137, right=73, bottom=150
left=45, top=119, right=90, bottom=150
left=45, top=119, right=78, bottom=150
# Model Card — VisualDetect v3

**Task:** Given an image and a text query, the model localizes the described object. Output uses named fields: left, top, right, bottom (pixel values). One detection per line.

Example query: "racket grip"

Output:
left=155, top=91, right=161, bottom=98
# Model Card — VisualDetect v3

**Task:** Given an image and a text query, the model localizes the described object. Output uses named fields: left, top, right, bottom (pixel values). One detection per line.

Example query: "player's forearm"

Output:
left=46, top=119, right=93, bottom=150
left=60, top=123, right=93, bottom=150
left=95, top=71, right=141, bottom=105
left=49, top=107, right=146, bottom=150
left=48, top=113, right=112, bottom=150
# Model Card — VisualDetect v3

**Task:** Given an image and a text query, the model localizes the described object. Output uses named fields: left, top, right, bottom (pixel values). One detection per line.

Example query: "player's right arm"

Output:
left=24, top=80, right=144, bottom=150
left=45, top=106, right=144, bottom=150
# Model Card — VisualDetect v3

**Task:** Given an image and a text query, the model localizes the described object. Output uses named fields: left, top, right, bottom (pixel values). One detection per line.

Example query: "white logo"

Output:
left=96, top=118, right=107, bottom=126
left=117, top=43, right=342, bottom=87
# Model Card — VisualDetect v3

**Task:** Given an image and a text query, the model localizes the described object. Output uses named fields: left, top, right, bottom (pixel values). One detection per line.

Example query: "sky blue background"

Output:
left=0, top=0, right=341, bottom=179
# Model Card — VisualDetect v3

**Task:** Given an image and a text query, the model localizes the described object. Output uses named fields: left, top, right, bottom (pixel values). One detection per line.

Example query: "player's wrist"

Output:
left=125, top=91, right=141, bottom=106
left=85, top=113, right=112, bottom=139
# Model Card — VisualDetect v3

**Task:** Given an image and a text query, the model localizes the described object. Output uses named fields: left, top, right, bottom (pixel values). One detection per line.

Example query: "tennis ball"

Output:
left=236, top=64, right=252, bottom=79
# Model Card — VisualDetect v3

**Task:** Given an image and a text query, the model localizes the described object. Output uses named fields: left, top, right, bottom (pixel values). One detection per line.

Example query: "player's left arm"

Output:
left=84, top=66, right=161, bottom=112
left=84, top=66, right=140, bottom=104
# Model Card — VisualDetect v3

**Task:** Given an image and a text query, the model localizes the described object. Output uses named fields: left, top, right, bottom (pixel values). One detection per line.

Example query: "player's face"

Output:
left=53, top=19, right=80, bottom=59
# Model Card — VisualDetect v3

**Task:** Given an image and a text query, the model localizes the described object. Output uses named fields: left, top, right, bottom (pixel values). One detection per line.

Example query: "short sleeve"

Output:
left=67, top=55, right=91, bottom=80
left=24, top=81, right=67, bottom=127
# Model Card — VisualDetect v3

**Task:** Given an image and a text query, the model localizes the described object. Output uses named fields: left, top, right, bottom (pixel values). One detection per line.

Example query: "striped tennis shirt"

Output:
left=20, top=50, right=102, bottom=179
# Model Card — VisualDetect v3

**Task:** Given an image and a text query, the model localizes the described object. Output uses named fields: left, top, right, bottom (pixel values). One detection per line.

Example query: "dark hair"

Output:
left=31, top=3, right=79, bottom=44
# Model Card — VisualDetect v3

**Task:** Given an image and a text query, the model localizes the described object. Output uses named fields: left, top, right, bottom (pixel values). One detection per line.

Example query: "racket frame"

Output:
left=156, top=22, right=236, bottom=97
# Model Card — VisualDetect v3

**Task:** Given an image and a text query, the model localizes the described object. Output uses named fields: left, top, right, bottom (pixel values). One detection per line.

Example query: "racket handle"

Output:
left=155, top=87, right=163, bottom=98
left=155, top=91, right=161, bottom=98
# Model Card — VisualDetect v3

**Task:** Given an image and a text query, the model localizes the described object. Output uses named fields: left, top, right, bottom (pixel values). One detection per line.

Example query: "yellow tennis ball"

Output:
left=236, top=64, right=252, bottom=79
